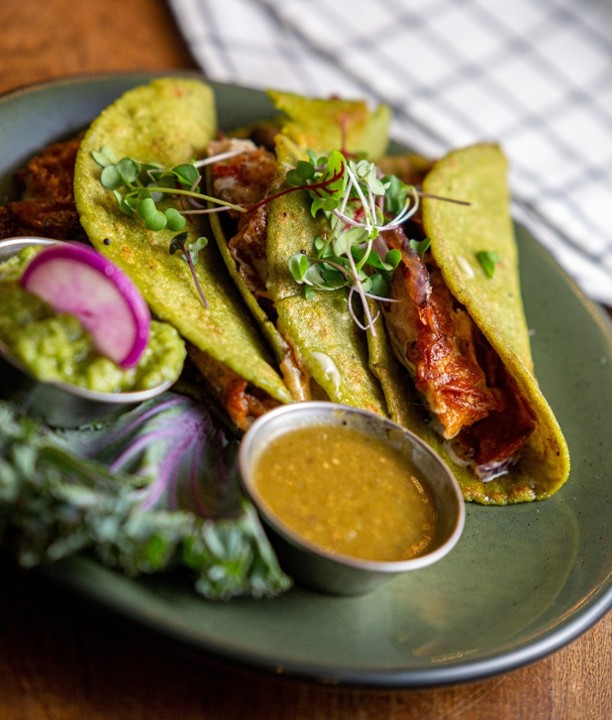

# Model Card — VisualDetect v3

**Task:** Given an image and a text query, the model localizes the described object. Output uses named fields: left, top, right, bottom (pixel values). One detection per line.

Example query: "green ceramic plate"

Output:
left=1, top=73, right=610, bottom=689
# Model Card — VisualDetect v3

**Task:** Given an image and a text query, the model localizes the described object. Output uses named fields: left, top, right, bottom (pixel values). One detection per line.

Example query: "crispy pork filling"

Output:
left=0, top=138, right=86, bottom=241
left=381, top=228, right=535, bottom=477
left=187, top=343, right=280, bottom=431
left=208, top=138, right=312, bottom=402
left=208, top=138, right=276, bottom=301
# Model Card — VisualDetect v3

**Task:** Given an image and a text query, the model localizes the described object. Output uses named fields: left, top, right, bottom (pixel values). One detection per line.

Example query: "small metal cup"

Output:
left=239, top=402, right=465, bottom=596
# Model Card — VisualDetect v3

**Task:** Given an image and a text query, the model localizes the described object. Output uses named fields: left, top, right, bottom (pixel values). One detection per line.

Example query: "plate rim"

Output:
left=41, top=551, right=612, bottom=688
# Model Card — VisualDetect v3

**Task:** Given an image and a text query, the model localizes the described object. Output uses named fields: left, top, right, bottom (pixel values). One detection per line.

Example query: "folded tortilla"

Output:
left=74, top=78, right=292, bottom=430
left=207, top=91, right=396, bottom=414
left=206, top=87, right=570, bottom=503
left=378, top=144, right=570, bottom=503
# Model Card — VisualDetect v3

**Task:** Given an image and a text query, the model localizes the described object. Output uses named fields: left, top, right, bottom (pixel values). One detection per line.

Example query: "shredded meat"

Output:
left=16, top=138, right=80, bottom=200
left=0, top=138, right=85, bottom=241
left=208, top=138, right=278, bottom=299
left=210, top=138, right=277, bottom=207
left=208, top=137, right=312, bottom=402
left=381, top=227, right=535, bottom=471
left=230, top=203, right=271, bottom=300
left=187, top=343, right=279, bottom=431
left=455, top=343, right=535, bottom=466
left=377, top=153, right=434, bottom=188
left=412, top=265, right=505, bottom=438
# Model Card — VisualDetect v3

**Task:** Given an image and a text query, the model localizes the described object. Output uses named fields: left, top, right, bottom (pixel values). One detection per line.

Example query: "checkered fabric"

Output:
left=169, top=0, right=612, bottom=306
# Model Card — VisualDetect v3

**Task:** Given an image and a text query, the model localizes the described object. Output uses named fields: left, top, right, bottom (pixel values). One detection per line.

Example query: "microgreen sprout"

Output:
left=287, top=150, right=424, bottom=330
left=92, top=145, right=247, bottom=232
left=169, top=232, right=209, bottom=308
left=93, top=146, right=253, bottom=310
left=409, top=237, right=431, bottom=259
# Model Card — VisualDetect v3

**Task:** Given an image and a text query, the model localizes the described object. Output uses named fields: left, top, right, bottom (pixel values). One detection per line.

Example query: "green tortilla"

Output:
left=266, top=189, right=389, bottom=414
left=74, top=78, right=291, bottom=406
left=265, top=93, right=395, bottom=412
left=207, top=91, right=396, bottom=412
left=267, top=89, right=391, bottom=162
left=415, top=143, right=571, bottom=503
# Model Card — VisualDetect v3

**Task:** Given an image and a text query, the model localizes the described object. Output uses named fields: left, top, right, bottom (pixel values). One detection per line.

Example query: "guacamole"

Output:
left=0, top=247, right=186, bottom=393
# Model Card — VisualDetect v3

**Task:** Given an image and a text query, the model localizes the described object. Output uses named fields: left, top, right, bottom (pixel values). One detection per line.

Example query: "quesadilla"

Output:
left=74, top=78, right=292, bottom=430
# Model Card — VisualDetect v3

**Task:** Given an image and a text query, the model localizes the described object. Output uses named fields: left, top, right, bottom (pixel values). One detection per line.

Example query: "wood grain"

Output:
left=0, top=1, right=610, bottom=718
left=0, top=0, right=196, bottom=95
left=1, top=556, right=610, bottom=720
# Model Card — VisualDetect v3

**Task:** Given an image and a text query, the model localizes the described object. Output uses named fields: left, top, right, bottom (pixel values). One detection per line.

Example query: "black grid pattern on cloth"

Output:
left=169, top=0, right=612, bottom=305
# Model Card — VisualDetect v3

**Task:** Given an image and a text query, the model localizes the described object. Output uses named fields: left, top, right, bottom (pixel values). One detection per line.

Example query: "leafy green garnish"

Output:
left=409, top=237, right=431, bottom=259
left=0, top=398, right=291, bottom=599
left=169, top=232, right=209, bottom=308
left=93, top=146, right=252, bottom=309
left=286, top=151, right=419, bottom=329
left=92, top=145, right=246, bottom=232
left=476, top=250, right=501, bottom=278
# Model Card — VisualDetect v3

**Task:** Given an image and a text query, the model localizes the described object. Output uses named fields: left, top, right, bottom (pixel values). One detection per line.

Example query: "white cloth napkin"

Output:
left=169, top=0, right=612, bottom=307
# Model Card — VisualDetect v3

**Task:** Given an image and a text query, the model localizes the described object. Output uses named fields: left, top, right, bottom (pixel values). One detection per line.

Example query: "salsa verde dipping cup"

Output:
left=239, top=402, right=466, bottom=596
left=0, top=237, right=176, bottom=428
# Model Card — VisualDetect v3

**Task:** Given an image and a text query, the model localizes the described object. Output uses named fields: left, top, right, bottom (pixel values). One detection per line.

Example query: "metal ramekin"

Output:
left=239, top=402, right=465, bottom=596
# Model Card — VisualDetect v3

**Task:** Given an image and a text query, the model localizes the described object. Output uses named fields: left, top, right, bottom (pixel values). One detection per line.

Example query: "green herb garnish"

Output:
left=409, top=237, right=431, bottom=259
left=169, top=232, right=209, bottom=308
left=93, top=145, right=246, bottom=230
left=287, top=151, right=420, bottom=330
left=476, top=250, right=501, bottom=278
left=93, top=145, right=251, bottom=309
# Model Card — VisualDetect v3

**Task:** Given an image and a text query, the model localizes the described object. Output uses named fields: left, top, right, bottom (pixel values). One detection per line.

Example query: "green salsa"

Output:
left=0, top=247, right=186, bottom=393
left=253, top=424, right=438, bottom=562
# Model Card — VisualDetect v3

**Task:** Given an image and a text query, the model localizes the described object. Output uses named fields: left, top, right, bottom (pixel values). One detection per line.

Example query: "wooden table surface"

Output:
left=0, top=2, right=610, bottom=719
